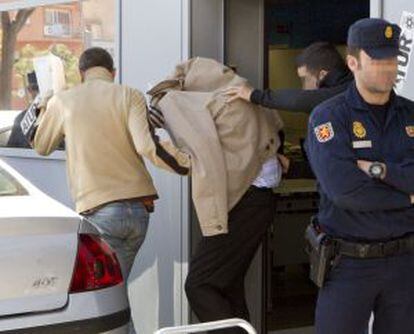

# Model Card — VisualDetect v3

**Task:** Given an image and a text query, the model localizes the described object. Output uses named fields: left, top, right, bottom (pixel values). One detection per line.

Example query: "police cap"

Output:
left=347, top=18, right=401, bottom=59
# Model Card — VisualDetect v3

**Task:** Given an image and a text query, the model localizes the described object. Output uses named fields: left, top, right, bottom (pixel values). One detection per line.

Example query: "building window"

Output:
left=44, top=9, right=72, bottom=37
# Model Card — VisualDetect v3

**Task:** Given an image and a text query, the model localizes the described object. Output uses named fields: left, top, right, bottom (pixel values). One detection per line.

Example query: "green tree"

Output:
left=13, top=43, right=81, bottom=105
left=49, top=44, right=81, bottom=87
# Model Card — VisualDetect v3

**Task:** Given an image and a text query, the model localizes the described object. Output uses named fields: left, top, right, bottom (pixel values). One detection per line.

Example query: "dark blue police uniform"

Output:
left=306, top=18, right=414, bottom=334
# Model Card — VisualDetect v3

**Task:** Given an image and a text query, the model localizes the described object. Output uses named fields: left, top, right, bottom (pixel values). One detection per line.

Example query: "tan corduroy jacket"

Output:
left=33, top=66, right=191, bottom=213
left=148, top=57, right=283, bottom=236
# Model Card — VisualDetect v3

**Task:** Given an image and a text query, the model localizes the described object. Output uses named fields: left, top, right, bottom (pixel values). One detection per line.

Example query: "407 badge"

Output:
left=314, top=122, right=334, bottom=143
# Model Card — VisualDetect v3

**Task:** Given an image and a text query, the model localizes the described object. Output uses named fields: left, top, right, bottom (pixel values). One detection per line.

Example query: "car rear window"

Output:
left=0, top=167, right=27, bottom=196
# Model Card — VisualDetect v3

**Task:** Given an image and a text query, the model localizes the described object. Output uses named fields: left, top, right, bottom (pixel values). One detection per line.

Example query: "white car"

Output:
left=0, top=159, right=129, bottom=333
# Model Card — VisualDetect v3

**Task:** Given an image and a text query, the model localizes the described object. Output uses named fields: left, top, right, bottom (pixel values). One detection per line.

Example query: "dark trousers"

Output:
left=185, top=186, right=275, bottom=333
left=316, top=253, right=414, bottom=334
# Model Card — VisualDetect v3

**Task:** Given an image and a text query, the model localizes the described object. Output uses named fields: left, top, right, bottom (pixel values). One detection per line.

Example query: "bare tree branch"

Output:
left=1, top=12, right=11, bottom=74
left=13, top=8, right=36, bottom=33
left=0, top=9, right=35, bottom=108
left=1, top=11, right=11, bottom=31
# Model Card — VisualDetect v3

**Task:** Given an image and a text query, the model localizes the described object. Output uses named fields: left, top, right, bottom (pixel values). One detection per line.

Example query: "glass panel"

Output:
left=0, top=0, right=116, bottom=149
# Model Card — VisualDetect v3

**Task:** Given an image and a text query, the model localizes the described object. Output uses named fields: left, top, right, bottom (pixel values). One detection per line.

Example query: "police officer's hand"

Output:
left=357, top=160, right=386, bottom=179
left=223, top=84, right=254, bottom=103
left=357, top=160, right=371, bottom=176
left=278, top=154, right=290, bottom=174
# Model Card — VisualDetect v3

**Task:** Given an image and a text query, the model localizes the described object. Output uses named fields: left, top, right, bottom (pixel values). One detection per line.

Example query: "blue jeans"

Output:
left=83, top=200, right=149, bottom=334
left=83, top=200, right=150, bottom=281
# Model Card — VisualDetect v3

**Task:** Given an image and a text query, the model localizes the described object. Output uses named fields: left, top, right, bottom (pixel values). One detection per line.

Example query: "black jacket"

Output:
left=7, top=109, right=65, bottom=150
left=7, top=110, right=31, bottom=148
left=250, top=69, right=354, bottom=113
left=306, top=83, right=414, bottom=240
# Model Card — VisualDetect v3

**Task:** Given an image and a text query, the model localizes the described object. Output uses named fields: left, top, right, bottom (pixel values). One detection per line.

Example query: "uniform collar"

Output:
left=83, top=66, right=114, bottom=83
left=345, top=81, right=403, bottom=129
left=345, top=80, right=401, bottom=112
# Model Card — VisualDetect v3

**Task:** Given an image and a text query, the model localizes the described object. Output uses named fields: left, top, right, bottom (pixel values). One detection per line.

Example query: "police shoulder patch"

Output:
left=314, top=122, right=334, bottom=143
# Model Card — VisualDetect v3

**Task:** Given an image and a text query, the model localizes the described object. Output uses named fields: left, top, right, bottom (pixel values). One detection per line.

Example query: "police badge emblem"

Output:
left=353, top=121, right=367, bottom=139
left=406, top=126, right=414, bottom=137
left=314, top=122, right=334, bottom=143
left=385, top=25, right=393, bottom=39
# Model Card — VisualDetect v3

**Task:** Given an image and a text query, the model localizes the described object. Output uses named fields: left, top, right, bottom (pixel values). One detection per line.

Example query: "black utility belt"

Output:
left=305, top=221, right=414, bottom=288
left=335, top=234, right=414, bottom=259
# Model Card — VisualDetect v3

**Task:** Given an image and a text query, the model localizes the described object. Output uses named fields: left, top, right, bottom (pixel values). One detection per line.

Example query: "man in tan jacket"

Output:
left=148, top=58, right=283, bottom=333
left=32, top=47, right=190, bottom=333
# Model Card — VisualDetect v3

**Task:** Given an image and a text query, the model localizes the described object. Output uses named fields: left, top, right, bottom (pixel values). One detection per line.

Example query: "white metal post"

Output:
left=154, top=318, right=257, bottom=334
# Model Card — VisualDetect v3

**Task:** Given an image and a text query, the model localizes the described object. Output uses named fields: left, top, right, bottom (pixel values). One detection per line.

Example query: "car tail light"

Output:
left=70, top=234, right=123, bottom=293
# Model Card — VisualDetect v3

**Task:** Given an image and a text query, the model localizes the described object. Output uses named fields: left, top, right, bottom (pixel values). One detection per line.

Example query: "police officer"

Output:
left=306, top=18, right=414, bottom=334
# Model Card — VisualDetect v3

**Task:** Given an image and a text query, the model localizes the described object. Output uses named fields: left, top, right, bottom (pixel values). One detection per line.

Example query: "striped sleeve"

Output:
left=127, top=89, right=191, bottom=175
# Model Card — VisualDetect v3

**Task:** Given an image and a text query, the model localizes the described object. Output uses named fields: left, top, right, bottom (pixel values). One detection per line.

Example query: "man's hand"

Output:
left=223, top=84, right=254, bottom=103
left=357, top=160, right=372, bottom=177
left=278, top=154, right=290, bottom=174
left=357, top=160, right=386, bottom=179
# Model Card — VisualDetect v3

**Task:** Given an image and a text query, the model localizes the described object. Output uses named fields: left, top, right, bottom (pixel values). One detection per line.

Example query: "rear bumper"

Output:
left=0, top=284, right=129, bottom=334
left=0, top=309, right=129, bottom=334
